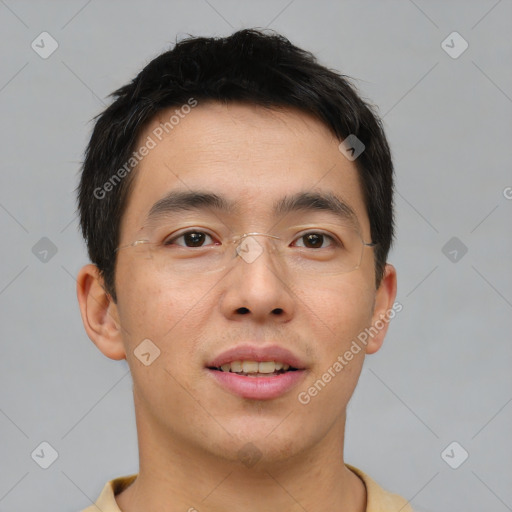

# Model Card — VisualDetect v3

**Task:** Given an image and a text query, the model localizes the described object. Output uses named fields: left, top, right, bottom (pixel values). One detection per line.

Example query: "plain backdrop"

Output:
left=0, top=1, right=511, bottom=511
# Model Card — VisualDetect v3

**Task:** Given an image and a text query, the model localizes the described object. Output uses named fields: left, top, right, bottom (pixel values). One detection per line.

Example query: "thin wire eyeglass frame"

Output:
left=116, top=229, right=378, bottom=276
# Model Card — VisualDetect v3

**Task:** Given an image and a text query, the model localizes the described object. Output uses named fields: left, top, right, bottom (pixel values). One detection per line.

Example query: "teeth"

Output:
left=257, top=361, right=277, bottom=374
left=242, top=361, right=259, bottom=373
left=230, top=361, right=242, bottom=373
left=218, top=360, right=293, bottom=373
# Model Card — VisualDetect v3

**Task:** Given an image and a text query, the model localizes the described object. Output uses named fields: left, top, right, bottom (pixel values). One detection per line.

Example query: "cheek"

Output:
left=116, top=264, right=203, bottom=340
left=116, top=267, right=219, bottom=388
left=289, top=289, right=371, bottom=437
left=117, top=272, right=211, bottom=413
left=294, top=276, right=375, bottom=351
left=295, top=279, right=374, bottom=414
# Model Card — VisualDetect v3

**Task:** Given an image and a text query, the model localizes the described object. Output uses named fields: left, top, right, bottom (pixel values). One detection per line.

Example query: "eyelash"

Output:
left=163, top=229, right=339, bottom=249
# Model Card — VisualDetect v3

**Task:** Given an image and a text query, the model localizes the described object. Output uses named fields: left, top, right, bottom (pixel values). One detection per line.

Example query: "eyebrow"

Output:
left=143, top=191, right=238, bottom=228
left=274, top=191, right=359, bottom=228
left=143, top=190, right=359, bottom=228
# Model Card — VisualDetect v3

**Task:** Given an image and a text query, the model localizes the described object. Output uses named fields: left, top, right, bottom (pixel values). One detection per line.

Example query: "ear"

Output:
left=76, top=264, right=126, bottom=360
left=365, top=263, right=398, bottom=355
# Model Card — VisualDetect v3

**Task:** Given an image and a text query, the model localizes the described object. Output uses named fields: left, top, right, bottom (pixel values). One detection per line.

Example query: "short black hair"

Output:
left=77, top=28, right=394, bottom=303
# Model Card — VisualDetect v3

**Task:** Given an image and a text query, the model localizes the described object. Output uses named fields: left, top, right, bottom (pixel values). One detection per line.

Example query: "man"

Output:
left=76, top=29, right=410, bottom=511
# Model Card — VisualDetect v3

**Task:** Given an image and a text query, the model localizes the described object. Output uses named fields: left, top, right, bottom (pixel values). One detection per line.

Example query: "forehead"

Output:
left=119, top=101, right=369, bottom=241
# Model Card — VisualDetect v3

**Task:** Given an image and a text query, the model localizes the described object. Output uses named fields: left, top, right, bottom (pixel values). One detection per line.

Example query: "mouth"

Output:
left=206, top=360, right=307, bottom=400
left=205, top=348, right=307, bottom=400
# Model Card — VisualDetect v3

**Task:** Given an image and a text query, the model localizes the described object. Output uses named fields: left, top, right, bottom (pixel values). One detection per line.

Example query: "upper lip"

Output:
left=206, top=344, right=307, bottom=370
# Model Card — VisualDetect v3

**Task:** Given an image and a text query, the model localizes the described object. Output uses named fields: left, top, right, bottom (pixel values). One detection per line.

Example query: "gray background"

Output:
left=1, top=1, right=511, bottom=511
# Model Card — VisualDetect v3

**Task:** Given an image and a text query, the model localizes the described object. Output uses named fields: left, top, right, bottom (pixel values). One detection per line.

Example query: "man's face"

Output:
left=111, top=101, right=391, bottom=465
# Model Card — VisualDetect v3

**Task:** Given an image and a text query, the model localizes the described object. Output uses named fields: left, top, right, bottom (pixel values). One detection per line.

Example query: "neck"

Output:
left=116, top=395, right=366, bottom=512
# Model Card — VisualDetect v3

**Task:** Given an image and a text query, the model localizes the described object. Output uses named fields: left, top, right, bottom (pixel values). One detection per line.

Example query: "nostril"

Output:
left=235, top=307, right=284, bottom=315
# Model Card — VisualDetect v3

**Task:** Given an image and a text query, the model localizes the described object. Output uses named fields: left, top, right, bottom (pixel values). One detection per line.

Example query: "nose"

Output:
left=218, top=234, right=295, bottom=323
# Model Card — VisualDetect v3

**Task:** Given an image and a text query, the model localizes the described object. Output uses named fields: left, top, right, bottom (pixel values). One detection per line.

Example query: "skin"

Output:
left=77, top=101, right=397, bottom=512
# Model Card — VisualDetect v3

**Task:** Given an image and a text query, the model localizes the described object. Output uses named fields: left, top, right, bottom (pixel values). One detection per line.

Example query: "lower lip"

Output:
left=207, top=369, right=307, bottom=400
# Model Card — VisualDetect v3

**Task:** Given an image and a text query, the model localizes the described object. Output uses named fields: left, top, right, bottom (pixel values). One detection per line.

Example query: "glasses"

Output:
left=116, top=223, right=376, bottom=277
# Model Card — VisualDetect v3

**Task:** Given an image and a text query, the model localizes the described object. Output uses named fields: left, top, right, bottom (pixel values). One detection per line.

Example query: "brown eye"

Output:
left=294, top=232, right=334, bottom=249
left=183, top=232, right=207, bottom=247
left=165, top=231, right=215, bottom=247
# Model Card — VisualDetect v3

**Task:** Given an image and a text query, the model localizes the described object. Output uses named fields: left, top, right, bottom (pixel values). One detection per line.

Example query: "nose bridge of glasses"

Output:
left=233, top=232, right=280, bottom=243
left=231, top=232, right=283, bottom=266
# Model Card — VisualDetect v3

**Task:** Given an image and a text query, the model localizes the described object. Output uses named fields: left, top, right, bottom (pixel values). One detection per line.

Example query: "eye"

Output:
left=164, top=230, right=217, bottom=248
left=292, top=231, right=337, bottom=249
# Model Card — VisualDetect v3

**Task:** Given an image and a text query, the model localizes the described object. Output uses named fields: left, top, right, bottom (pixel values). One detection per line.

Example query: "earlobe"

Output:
left=365, top=263, right=398, bottom=355
left=76, top=264, right=126, bottom=360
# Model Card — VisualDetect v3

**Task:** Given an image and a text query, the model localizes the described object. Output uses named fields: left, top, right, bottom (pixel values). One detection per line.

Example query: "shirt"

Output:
left=80, top=465, right=413, bottom=512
